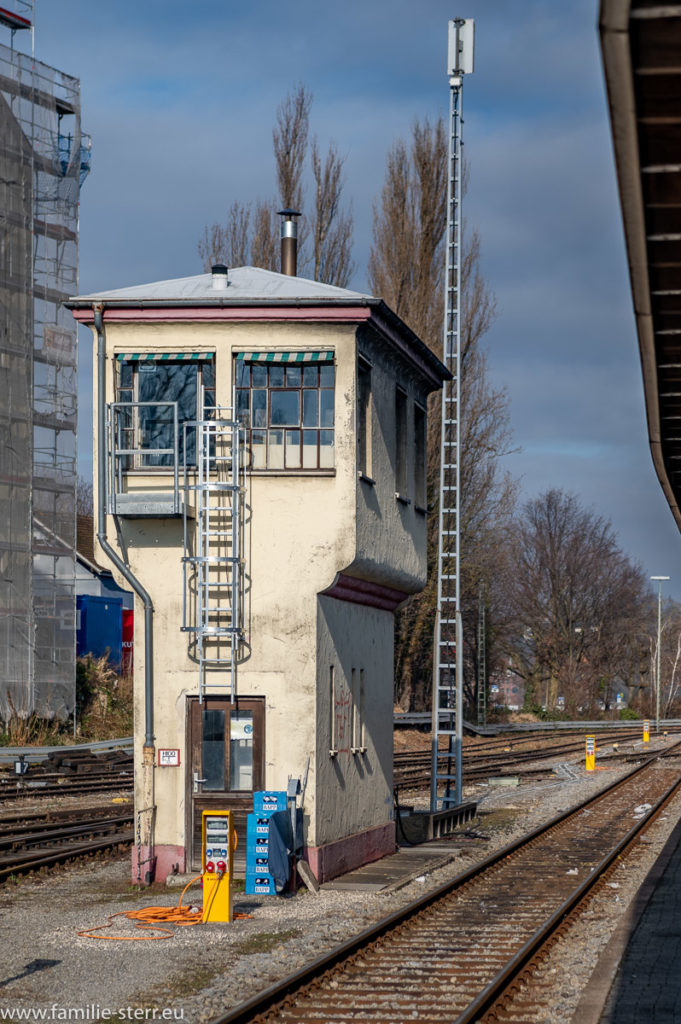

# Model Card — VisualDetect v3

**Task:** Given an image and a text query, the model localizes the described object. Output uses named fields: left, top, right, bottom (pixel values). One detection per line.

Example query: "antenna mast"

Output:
left=430, top=18, right=474, bottom=813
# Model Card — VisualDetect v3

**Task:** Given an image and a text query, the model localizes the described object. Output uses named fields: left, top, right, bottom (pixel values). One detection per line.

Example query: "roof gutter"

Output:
left=599, top=0, right=681, bottom=530
left=67, top=296, right=451, bottom=389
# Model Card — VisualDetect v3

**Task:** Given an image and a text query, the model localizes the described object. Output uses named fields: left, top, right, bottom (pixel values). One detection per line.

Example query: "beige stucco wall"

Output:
left=91, top=312, right=434, bottom=859
left=352, top=323, right=430, bottom=590
left=315, top=595, right=394, bottom=847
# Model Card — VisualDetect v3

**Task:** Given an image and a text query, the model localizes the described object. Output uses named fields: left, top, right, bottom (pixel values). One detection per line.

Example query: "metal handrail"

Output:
left=107, top=401, right=180, bottom=514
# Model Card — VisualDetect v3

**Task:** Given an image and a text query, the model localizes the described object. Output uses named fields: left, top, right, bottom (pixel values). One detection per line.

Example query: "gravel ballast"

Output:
left=0, top=741, right=679, bottom=1023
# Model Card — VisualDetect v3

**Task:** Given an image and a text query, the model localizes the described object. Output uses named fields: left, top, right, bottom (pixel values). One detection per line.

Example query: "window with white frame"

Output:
left=351, top=667, right=366, bottom=754
left=395, top=386, right=408, bottom=497
left=357, top=357, right=372, bottom=480
left=235, top=353, right=335, bottom=471
left=414, top=402, right=427, bottom=509
left=115, top=354, right=215, bottom=468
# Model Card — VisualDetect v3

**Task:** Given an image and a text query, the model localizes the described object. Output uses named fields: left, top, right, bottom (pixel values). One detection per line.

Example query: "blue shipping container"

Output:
left=76, top=594, right=123, bottom=666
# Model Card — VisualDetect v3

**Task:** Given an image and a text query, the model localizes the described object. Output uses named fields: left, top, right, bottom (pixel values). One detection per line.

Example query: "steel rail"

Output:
left=0, top=813, right=134, bottom=852
left=0, top=776, right=133, bottom=801
left=211, top=743, right=681, bottom=1024
left=0, top=804, right=132, bottom=832
left=453, top=764, right=681, bottom=1023
left=394, top=735, right=655, bottom=790
left=0, top=830, right=134, bottom=881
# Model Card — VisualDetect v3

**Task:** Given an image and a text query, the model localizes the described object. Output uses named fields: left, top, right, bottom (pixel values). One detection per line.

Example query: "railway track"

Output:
left=0, top=772, right=133, bottom=801
left=0, top=804, right=134, bottom=881
left=394, top=728, right=674, bottom=790
left=213, top=744, right=681, bottom=1024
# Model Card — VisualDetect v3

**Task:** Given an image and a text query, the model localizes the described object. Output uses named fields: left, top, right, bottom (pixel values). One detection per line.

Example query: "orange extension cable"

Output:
left=78, top=874, right=251, bottom=941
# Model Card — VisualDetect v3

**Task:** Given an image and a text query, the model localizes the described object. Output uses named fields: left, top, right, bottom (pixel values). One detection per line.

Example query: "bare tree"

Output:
left=76, top=475, right=94, bottom=517
left=198, top=83, right=353, bottom=285
left=198, top=201, right=252, bottom=270
left=250, top=200, right=279, bottom=272
left=645, top=597, right=681, bottom=717
left=368, top=118, right=447, bottom=349
left=311, top=138, right=354, bottom=287
left=371, top=117, right=516, bottom=711
left=273, top=83, right=311, bottom=213
left=503, top=489, right=649, bottom=716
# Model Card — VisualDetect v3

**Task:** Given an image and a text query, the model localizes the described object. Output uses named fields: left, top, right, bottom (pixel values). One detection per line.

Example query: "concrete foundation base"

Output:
left=134, top=825, right=397, bottom=886
left=396, top=801, right=477, bottom=844
left=304, top=821, right=396, bottom=884
left=132, top=845, right=186, bottom=884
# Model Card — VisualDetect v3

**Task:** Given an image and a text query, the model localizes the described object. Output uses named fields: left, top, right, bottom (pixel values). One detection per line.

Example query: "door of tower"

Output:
left=187, top=696, right=264, bottom=873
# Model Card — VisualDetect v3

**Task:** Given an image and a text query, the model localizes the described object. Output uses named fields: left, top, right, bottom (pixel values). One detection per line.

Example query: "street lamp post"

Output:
left=651, top=575, right=670, bottom=733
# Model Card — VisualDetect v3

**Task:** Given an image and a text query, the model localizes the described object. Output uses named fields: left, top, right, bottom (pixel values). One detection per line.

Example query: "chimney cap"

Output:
left=277, top=209, right=301, bottom=219
left=211, top=264, right=229, bottom=290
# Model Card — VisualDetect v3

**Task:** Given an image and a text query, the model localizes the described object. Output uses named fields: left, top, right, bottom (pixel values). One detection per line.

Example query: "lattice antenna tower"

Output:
left=430, top=18, right=474, bottom=813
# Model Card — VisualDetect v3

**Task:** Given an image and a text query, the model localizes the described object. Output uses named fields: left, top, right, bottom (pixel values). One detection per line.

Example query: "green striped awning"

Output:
left=235, top=351, right=334, bottom=364
left=115, top=352, right=214, bottom=362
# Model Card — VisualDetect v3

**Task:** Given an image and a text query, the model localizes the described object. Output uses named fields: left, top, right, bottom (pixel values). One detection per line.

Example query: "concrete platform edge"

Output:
left=378, top=851, right=458, bottom=895
left=571, top=814, right=681, bottom=1024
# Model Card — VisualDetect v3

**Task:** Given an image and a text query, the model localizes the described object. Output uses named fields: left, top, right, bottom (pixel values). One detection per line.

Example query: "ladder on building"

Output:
left=431, top=19, right=474, bottom=813
left=477, top=580, right=487, bottom=727
left=182, top=408, right=245, bottom=701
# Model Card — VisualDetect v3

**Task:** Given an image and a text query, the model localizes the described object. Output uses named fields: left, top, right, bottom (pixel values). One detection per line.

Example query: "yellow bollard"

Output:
left=643, top=720, right=650, bottom=744
left=585, top=735, right=596, bottom=772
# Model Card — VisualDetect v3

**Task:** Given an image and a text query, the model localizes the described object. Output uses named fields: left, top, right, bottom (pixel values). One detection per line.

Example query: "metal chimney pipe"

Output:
left=211, top=263, right=229, bottom=290
left=278, top=209, right=300, bottom=276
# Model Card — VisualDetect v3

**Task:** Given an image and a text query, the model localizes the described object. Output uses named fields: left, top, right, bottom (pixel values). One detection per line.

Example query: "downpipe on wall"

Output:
left=94, top=302, right=156, bottom=883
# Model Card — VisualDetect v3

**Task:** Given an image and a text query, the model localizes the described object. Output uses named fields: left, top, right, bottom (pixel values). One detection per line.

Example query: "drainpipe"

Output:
left=94, top=303, right=156, bottom=881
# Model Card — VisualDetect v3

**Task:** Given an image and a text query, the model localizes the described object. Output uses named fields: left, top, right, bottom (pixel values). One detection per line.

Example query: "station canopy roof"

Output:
left=601, top=1, right=681, bottom=531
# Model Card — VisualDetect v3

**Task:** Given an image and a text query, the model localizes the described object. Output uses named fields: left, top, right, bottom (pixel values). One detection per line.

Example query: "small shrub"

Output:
left=618, top=707, right=639, bottom=721
left=76, top=654, right=133, bottom=739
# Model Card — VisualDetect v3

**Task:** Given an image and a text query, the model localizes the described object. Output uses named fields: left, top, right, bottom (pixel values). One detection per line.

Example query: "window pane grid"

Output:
left=115, top=359, right=213, bottom=468
left=236, top=361, right=334, bottom=470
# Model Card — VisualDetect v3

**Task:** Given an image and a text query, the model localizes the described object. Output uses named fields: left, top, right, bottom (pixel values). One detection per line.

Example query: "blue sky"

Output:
left=15, top=0, right=681, bottom=600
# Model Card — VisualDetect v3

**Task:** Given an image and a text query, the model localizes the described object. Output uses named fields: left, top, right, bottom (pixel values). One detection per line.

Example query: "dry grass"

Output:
left=76, top=654, right=133, bottom=740
left=0, top=655, right=133, bottom=746
left=0, top=698, right=67, bottom=746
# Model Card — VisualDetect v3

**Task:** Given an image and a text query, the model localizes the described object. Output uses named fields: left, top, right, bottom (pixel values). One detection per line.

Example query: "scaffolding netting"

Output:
left=0, top=20, right=90, bottom=720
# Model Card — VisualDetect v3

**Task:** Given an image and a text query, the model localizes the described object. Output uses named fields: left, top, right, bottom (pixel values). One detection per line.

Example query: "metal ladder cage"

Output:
left=181, top=406, right=246, bottom=702
left=431, top=67, right=464, bottom=813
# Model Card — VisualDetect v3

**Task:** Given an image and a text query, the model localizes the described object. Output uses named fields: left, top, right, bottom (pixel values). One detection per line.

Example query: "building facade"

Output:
left=69, top=265, right=448, bottom=883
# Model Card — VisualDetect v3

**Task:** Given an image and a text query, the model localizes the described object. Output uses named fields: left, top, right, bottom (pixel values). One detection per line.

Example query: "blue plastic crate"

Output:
left=247, top=813, right=273, bottom=836
left=245, top=872, right=276, bottom=895
left=253, top=790, right=287, bottom=814
left=246, top=838, right=269, bottom=853
left=245, top=851, right=270, bottom=868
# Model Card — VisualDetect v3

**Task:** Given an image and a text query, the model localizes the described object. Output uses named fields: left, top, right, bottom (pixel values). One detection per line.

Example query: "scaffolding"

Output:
left=0, top=3, right=90, bottom=720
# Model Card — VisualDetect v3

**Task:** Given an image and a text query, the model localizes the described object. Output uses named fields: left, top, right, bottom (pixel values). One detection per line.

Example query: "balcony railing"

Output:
left=107, top=401, right=181, bottom=516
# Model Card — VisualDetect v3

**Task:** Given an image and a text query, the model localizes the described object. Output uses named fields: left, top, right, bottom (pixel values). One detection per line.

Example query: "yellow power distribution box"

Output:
left=585, top=735, right=596, bottom=772
left=201, top=810, right=234, bottom=923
